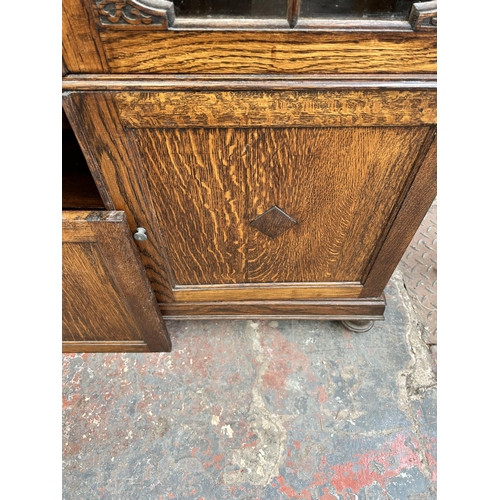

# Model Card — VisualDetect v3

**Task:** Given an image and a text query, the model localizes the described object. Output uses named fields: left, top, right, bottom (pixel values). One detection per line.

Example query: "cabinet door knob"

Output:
left=134, top=227, right=148, bottom=241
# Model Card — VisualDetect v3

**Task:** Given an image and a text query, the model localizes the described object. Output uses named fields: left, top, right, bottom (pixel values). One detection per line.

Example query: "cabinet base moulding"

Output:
left=159, top=294, right=386, bottom=321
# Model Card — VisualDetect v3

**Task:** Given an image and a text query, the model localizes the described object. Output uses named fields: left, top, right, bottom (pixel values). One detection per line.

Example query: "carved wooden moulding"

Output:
left=95, top=0, right=175, bottom=28
left=409, top=1, right=437, bottom=30
left=93, top=0, right=437, bottom=32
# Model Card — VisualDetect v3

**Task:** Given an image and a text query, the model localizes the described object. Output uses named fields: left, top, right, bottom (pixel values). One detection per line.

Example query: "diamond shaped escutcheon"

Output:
left=249, top=205, right=298, bottom=239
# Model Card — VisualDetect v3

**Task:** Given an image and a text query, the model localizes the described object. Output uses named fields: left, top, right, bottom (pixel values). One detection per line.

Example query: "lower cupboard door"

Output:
left=62, top=211, right=171, bottom=352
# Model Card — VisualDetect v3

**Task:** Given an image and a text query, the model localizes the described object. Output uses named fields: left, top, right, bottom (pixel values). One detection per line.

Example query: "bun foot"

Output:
left=341, top=319, right=375, bottom=333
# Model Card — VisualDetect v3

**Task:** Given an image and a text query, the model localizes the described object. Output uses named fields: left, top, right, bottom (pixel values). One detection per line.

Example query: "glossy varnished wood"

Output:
left=63, top=84, right=436, bottom=305
left=62, top=73, right=437, bottom=91
left=134, top=127, right=249, bottom=286
left=62, top=211, right=171, bottom=352
left=62, top=0, right=437, bottom=332
left=62, top=341, right=151, bottom=353
left=172, top=283, right=363, bottom=302
left=62, top=69, right=437, bottom=330
left=244, top=127, right=430, bottom=285
left=62, top=0, right=109, bottom=73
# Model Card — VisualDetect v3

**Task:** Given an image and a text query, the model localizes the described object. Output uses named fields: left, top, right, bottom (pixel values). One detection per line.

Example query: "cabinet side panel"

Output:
left=360, top=130, right=437, bottom=297
left=63, top=0, right=109, bottom=73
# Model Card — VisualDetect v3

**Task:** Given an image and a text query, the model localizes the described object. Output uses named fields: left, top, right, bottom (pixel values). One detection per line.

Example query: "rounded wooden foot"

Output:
left=341, top=319, right=375, bottom=333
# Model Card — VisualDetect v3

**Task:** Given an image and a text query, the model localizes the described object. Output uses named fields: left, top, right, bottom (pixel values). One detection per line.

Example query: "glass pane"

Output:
left=301, top=0, right=415, bottom=19
left=174, top=0, right=288, bottom=18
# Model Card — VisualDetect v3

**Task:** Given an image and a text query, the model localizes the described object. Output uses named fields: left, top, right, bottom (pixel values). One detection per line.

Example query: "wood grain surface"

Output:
left=62, top=0, right=437, bottom=322
left=116, top=89, right=436, bottom=128
left=172, top=283, right=363, bottom=302
left=62, top=210, right=171, bottom=352
left=63, top=0, right=109, bottom=73
left=63, top=93, right=176, bottom=302
left=64, top=87, right=435, bottom=305
left=159, top=295, right=386, bottom=320
left=63, top=241, right=145, bottom=342
left=98, top=30, right=436, bottom=74
left=62, top=341, right=150, bottom=353
left=133, top=125, right=430, bottom=289
left=63, top=0, right=436, bottom=75
left=360, top=128, right=437, bottom=296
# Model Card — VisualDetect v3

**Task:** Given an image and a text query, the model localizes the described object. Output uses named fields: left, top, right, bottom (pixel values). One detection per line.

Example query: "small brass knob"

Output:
left=134, top=227, right=147, bottom=241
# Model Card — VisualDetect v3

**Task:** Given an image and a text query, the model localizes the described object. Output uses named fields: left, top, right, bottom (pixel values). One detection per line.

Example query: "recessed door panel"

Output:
left=132, top=126, right=429, bottom=285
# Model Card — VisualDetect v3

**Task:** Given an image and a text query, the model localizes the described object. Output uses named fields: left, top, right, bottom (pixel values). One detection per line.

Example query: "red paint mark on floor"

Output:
left=203, top=453, right=224, bottom=470
left=277, top=476, right=313, bottom=499
left=316, top=385, right=328, bottom=404
left=319, top=488, right=338, bottom=500
left=62, top=393, right=81, bottom=411
left=426, top=446, right=437, bottom=482
left=261, top=331, right=314, bottom=393
left=330, top=432, right=422, bottom=494
left=312, top=456, right=329, bottom=486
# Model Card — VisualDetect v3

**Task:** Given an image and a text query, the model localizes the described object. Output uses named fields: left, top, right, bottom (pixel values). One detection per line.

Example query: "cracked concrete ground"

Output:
left=62, top=267, right=437, bottom=499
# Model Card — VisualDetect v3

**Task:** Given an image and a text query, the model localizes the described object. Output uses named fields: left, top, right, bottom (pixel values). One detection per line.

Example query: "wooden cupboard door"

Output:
left=133, top=126, right=429, bottom=287
left=63, top=88, right=436, bottom=302
left=62, top=211, right=171, bottom=352
left=243, top=126, right=430, bottom=285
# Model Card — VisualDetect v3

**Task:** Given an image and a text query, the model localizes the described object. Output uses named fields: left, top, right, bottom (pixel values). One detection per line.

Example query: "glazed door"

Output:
left=63, top=86, right=436, bottom=304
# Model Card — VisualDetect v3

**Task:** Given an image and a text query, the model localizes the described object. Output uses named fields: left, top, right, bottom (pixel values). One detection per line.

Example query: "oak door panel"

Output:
left=133, top=128, right=249, bottom=285
left=62, top=211, right=171, bottom=352
left=132, top=126, right=430, bottom=286
left=63, top=242, right=144, bottom=342
left=245, top=126, right=430, bottom=283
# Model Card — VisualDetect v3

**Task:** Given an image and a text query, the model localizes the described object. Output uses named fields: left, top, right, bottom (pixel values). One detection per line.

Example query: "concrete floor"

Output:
left=62, top=204, right=437, bottom=500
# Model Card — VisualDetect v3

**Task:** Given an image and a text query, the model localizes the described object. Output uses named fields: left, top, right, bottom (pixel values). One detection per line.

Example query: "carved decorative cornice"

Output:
left=409, top=1, right=437, bottom=31
left=94, top=0, right=436, bottom=32
left=95, top=0, right=175, bottom=29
